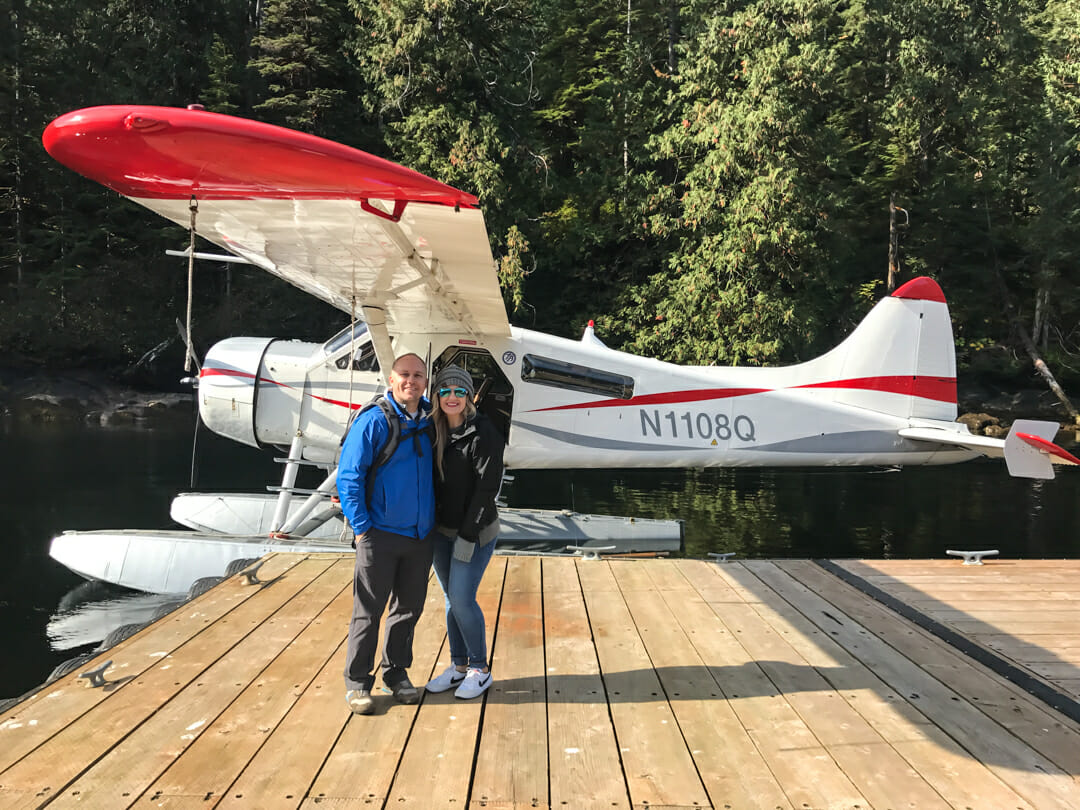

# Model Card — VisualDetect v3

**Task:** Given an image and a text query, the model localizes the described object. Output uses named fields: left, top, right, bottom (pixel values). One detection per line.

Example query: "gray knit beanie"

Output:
left=434, top=364, right=475, bottom=398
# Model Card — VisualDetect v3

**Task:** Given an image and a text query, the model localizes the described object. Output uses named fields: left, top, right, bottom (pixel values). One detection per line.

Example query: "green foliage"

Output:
left=1, top=0, right=1080, bottom=392
left=607, top=0, right=858, bottom=365
left=497, top=225, right=530, bottom=318
left=249, top=0, right=373, bottom=143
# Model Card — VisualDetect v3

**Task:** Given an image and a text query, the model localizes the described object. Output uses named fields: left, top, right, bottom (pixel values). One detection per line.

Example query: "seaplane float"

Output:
left=40, top=105, right=1080, bottom=595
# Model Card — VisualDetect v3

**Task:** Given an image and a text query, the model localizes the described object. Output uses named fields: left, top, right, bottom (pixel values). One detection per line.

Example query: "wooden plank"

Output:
left=705, top=564, right=952, bottom=809
left=735, top=561, right=1048, bottom=810
left=0, top=553, right=308, bottom=775
left=216, top=642, right=349, bottom=810
left=574, top=558, right=618, bottom=593
left=767, top=561, right=1080, bottom=809
left=639, top=557, right=695, bottom=592
left=0, top=556, right=333, bottom=810
left=915, top=602, right=1080, bottom=613
left=305, top=563, right=467, bottom=809
left=672, top=566, right=871, bottom=810
left=671, top=558, right=744, bottom=603
left=139, top=560, right=354, bottom=806
left=981, top=635, right=1080, bottom=662
left=372, top=557, right=506, bottom=810
left=618, top=564, right=792, bottom=810
left=540, top=555, right=581, bottom=593
left=470, top=555, right=548, bottom=810
left=831, top=558, right=1080, bottom=716
left=946, top=620, right=1079, bottom=635
left=48, top=558, right=350, bottom=808
left=606, top=558, right=654, bottom=592
left=543, top=559, right=629, bottom=810
left=585, top=563, right=710, bottom=810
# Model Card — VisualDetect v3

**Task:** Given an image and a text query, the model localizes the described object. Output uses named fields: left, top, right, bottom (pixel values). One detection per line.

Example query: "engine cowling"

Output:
left=199, top=337, right=274, bottom=448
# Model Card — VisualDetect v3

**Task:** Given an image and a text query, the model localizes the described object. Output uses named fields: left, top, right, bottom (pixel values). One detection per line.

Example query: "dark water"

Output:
left=2, top=419, right=1078, bottom=702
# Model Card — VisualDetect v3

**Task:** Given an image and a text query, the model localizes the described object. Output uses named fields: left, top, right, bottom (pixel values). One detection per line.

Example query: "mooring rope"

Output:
left=185, top=196, right=198, bottom=373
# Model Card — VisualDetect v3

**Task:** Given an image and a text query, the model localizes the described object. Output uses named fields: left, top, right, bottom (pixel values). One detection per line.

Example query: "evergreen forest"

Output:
left=2, top=0, right=1079, bottom=395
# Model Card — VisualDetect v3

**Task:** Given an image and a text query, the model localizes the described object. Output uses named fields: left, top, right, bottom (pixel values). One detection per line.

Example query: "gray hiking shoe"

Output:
left=346, top=689, right=375, bottom=715
left=387, top=677, right=420, bottom=704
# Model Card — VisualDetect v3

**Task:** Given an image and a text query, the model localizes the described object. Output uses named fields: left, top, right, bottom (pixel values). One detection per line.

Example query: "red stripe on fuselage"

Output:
left=530, top=388, right=769, bottom=412
left=200, top=367, right=257, bottom=381
left=200, top=367, right=365, bottom=410
left=525, top=376, right=956, bottom=412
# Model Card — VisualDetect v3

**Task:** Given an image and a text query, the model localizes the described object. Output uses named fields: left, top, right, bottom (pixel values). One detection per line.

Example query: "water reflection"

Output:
left=47, top=581, right=179, bottom=651
left=506, top=460, right=1080, bottom=560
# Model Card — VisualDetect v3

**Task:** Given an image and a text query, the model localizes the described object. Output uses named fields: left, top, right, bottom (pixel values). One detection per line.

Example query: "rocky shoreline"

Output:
left=0, top=370, right=193, bottom=428
left=1, top=369, right=1077, bottom=441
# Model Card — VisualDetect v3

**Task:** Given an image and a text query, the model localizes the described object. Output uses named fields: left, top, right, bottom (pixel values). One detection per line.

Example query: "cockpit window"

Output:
left=521, top=354, right=634, bottom=399
left=323, top=322, right=369, bottom=356
left=339, top=342, right=379, bottom=372
left=324, top=323, right=379, bottom=371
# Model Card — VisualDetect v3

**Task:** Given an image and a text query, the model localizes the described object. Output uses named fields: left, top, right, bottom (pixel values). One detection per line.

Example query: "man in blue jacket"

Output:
left=339, top=352, right=435, bottom=715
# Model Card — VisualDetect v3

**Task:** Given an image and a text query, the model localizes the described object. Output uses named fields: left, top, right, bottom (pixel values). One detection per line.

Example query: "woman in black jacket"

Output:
left=424, top=364, right=505, bottom=699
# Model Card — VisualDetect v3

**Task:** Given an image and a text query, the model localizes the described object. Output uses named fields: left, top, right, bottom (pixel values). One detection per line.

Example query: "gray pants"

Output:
left=344, top=527, right=434, bottom=691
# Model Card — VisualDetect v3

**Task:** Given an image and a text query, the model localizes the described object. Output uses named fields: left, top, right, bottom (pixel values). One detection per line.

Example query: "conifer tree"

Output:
left=250, top=0, right=370, bottom=144
left=530, top=0, right=675, bottom=336
left=347, top=0, right=544, bottom=319
left=610, top=0, right=856, bottom=365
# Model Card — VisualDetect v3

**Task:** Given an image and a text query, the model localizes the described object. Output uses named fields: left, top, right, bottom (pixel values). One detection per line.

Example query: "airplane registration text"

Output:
left=640, top=409, right=757, bottom=442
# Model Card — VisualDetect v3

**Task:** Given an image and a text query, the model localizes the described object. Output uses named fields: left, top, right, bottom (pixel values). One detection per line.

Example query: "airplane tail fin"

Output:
left=794, top=277, right=957, bottom=422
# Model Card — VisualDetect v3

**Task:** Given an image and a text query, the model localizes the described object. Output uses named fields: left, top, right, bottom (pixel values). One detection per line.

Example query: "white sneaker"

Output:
left=426, top=665, right=466, bottom=693
left=455, top=668, right=493, bottom=699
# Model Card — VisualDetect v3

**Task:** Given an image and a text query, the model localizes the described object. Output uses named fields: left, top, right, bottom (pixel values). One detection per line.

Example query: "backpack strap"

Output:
left=341, top=394, right=432, bottom=508
left=366, top=397, right=400, bottom=500
left=340, top=394, right=400, bottom=508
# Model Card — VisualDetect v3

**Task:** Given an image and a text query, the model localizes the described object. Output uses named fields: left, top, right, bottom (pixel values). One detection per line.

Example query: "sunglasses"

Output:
left=438, top=387, right=469, bottom=398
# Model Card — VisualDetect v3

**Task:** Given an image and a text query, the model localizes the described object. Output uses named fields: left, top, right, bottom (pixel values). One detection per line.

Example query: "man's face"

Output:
left=389, top=355, right=428, bottom=411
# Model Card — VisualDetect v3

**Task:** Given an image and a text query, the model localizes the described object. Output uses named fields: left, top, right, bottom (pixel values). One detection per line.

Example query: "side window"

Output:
left=349, top=342, right=379, bottom=372
left=521, top=355, right=634, bottom=399
left=334, top=340, right=379, bottom=371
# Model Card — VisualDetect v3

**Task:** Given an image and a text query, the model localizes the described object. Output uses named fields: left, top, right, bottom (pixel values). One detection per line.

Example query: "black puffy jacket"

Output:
left=436, top=413, right=505, bottom=542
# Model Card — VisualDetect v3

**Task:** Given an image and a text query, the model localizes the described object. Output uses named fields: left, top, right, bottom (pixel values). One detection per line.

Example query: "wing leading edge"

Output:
left=42, top=105, right=510, bottom=339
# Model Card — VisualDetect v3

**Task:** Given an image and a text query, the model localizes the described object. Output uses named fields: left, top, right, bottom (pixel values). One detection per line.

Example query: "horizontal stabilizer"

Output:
left=1004, top=419, right=1077, bottom=479
left=899, top=418, right=1076, bottom=480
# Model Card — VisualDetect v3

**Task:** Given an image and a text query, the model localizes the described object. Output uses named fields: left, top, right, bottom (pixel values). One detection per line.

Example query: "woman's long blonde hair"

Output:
left=432, top=393, right=477, bottom=479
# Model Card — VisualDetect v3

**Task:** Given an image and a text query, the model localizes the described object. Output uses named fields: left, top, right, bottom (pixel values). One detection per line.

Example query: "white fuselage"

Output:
left=197, top=286, right=976, bottom=472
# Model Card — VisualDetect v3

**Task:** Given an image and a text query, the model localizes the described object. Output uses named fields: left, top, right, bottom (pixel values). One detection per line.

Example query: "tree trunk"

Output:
left=886, top=195, right=906, bottom=294
left=994, top=267, right=1079, bottom=425
left=13, top=0, right=24, bottom=295
left=984, top=201, right=1078, bottom=425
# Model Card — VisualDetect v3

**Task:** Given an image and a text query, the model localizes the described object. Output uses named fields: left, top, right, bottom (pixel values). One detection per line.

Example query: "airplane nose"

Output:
left=198, top=337, right=274, bottom=448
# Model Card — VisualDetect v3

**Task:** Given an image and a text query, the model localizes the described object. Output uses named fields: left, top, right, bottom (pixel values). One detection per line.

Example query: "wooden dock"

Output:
left=2, top=553, right=1080, bottom=809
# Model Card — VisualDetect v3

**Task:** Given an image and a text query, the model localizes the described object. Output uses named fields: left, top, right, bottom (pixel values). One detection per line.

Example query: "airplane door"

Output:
left=433, top=347, right=514, bottom=442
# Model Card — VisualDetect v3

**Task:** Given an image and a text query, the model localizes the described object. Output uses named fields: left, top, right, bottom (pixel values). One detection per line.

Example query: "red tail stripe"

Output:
left=793, top=376, right=957, bottom=403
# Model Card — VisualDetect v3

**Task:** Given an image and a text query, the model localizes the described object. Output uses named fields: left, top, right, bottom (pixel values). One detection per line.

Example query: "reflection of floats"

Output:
left=47, top=580, right=179, bottom=651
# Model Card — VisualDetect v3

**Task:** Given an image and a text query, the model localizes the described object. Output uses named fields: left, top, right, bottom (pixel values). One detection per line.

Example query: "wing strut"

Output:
left=361, top=304, right=396, bottom=376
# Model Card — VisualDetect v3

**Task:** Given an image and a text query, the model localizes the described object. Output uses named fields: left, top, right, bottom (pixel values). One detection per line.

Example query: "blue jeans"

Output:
left=431, top=533, right=496, bottom=669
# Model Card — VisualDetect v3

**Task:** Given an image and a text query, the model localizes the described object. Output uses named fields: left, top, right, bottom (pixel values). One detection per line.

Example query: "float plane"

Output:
left=41, top=105, right=1079, bottom=593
